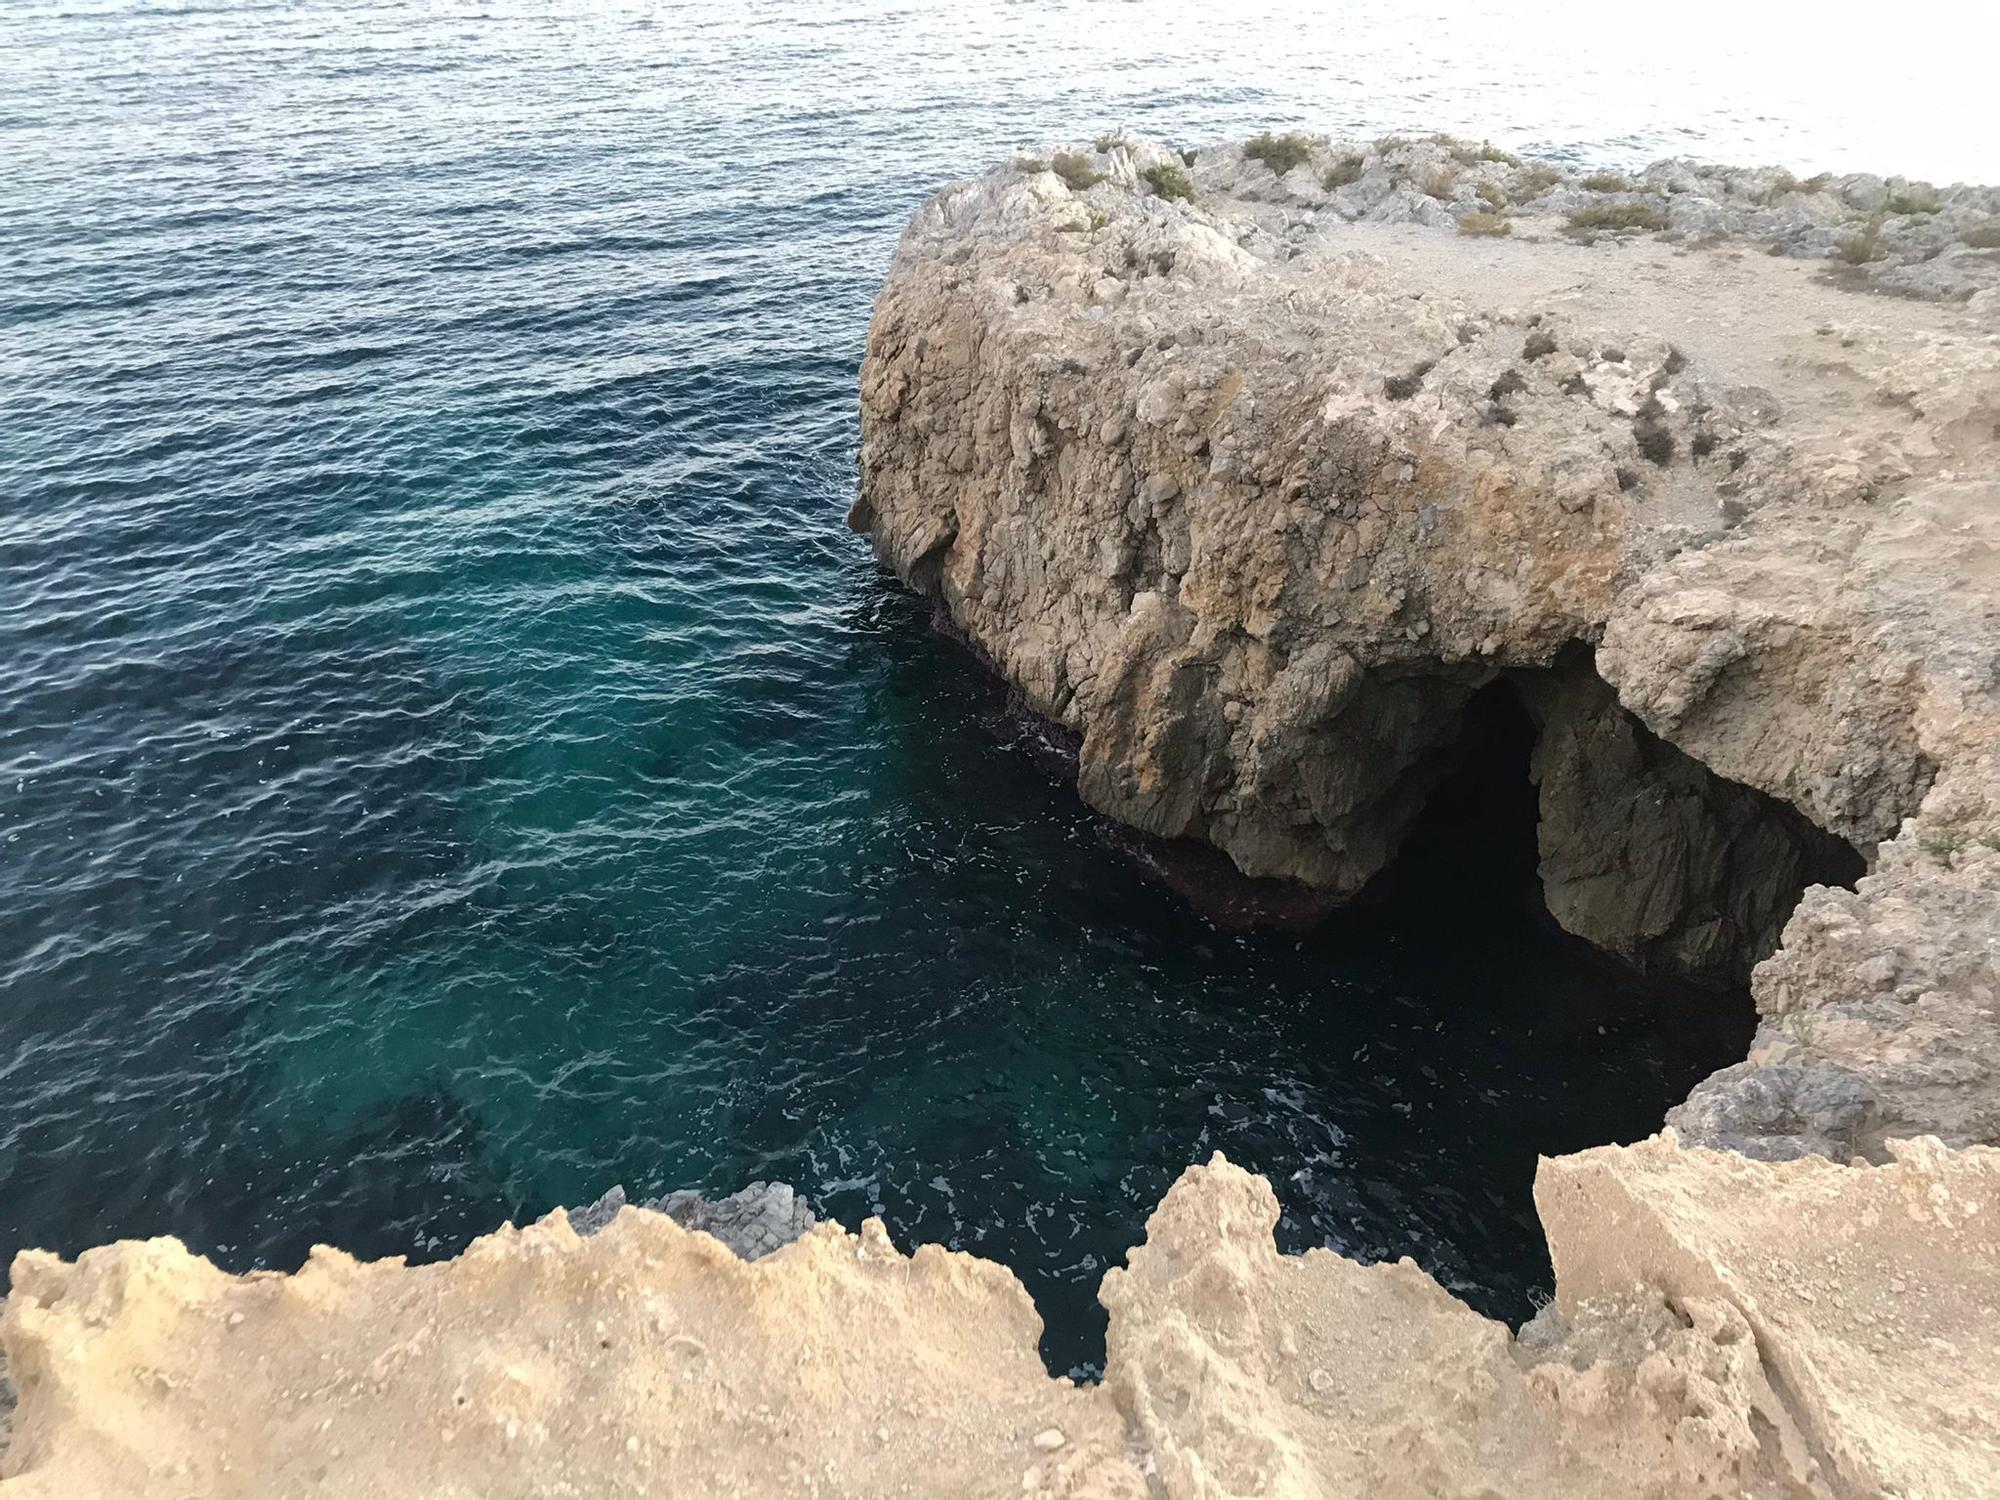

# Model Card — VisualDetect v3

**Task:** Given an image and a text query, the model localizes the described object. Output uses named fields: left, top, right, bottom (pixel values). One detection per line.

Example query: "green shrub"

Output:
left=1886, top=189, right=1940, bottom=216
left=1921, top=828, right=1966, bottom=865
left=1051, top=151, right=1104, bottom=192
left=1514, top=163, right=1562, bottom=199
left=1323, top=153, right=1365, bottom=189
left=1457, top=211, right=1511, bottom=237
left=1244, top=131, right=1313, bottom=177
left=1580, top=171, right=1628, bottom=193
left=1142, top=162, right=1195, bottom=203
left=1567, top=202, right=1667, bottom=233
left=1476, top=181, right=1507, bottom=211
left=1094, top=132, right=1125, bottom=153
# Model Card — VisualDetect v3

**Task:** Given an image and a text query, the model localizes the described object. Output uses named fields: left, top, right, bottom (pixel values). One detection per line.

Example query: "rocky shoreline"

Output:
left=852, top=132, right=2000, bottom=1163
left=1, top=1137, right=1992, bottom=1496
left=2, top=135, right=1996, bottom=1495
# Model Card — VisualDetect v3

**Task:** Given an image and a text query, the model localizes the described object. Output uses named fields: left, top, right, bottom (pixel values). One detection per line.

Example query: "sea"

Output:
left=4, top=0, right=1993, bottom=1373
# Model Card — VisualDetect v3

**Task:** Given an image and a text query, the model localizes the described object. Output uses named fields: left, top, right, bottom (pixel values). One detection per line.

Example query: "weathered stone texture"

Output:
left=855, top=137, right=2000, bottom=1157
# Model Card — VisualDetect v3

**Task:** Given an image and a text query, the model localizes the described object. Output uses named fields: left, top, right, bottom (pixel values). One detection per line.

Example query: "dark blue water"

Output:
left=6, top=0, right=1945, bottom=1376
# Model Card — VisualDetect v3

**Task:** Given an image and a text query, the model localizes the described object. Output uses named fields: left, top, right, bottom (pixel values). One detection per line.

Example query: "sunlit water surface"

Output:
left=5, top=0, right=1990, bottom=1373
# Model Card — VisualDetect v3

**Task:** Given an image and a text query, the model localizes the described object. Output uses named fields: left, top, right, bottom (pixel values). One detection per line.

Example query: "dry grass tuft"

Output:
left=1449, top=138, right=1520, bottom=168
left=1836, top=214, right=1886, bottom=264
left=1512, top=163, right=1562, bottom=200
left=1457, top=212, right=1511, bottom=237
left=1419, top=165, right=1459, bottom=201
left=1567, top=202, right=1667, bottom=233
left=1322, top=153, right=1365, bottom=190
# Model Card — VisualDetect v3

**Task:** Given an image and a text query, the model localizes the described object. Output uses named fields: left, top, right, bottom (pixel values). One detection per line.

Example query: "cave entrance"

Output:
left=1361, top=678, right=1549, bottom=920
left=1358, top=651, right=1868, bottom=990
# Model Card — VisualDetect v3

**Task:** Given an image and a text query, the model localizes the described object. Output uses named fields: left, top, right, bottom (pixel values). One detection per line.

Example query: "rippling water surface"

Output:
left=5, top=0, right=1990, bottom=1374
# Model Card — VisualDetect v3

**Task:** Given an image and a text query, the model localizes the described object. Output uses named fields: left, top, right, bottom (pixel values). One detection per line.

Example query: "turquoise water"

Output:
left=4, top=1, right=1977, bottom=1375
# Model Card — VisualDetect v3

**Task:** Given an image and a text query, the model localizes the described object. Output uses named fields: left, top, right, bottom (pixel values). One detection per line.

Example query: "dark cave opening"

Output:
left=1357, top=678, right=1549, bottom=921
left=1358, top=655, right=1868, bottom=991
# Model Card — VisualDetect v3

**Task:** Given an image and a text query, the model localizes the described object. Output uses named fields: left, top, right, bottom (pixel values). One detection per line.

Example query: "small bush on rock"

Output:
left=1836, top=215, right=1885, bottom=264
left=1051, top=151, right=1104, bottom=192
left=1963, top=224, right=2000, bottom=249
left=1567, top=202, right=1667, bottom=233
left=1244, top=131, right=1313, bottom=177
left=1886, top=189, right=1940, bottom=216
left=1094, top=132, right=1125, bottom=153
left=1142, top=163, right=1195, bottom=203
left=1419, top=166, right=1459, bottom=200
left=1323, top=153, right=1365, bottom=189
left=1451, top=138, right=1519, bottom=168
left=1457, top=211, right=1511, bottom=237
left=1476, top=182, right=1507, bottom=211
left=1514, top=163, right=1562, bottom=199
left=1921, top=829, right=1966, bottom=865
left=1580, top=171, right=1629, bottom=193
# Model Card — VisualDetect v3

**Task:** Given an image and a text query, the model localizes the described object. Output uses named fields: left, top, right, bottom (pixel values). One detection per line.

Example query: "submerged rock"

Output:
left=566, top=1180, right=815, bottom=1260
left=853, top=134, right=2000, bottom=1160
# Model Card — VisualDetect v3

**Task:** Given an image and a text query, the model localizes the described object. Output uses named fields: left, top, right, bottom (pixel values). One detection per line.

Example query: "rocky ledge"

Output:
left=0, top=1135, right=1993, bottom=1496
left=851, top=133, right=2000, bottom=1163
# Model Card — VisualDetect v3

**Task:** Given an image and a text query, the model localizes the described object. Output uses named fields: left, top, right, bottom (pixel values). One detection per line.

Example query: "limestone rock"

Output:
left=853, top=136, right=2000, bottom=1154
left=3, top=1140, right=1993, bottom=1497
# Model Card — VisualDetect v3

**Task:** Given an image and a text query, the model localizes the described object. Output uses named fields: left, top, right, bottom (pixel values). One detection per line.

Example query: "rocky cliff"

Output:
left=4, top=137, right=1997, bottom=1497
left=1, top=1135, right=1993, bottom=1497
left=852, top=133, right=2000, bottom=1161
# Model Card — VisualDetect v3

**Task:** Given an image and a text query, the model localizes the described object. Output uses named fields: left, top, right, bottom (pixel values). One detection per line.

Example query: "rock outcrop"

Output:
left=852, top=134, right=2000, bottom=1157
left=2, top=1136, right=1993, bottom=1497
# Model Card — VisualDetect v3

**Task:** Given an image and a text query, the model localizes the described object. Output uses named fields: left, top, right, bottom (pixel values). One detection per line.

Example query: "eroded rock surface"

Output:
left=3, top=1139, right=1993, bottom=1497
left=853, top=135, right=2000, bottom=1154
